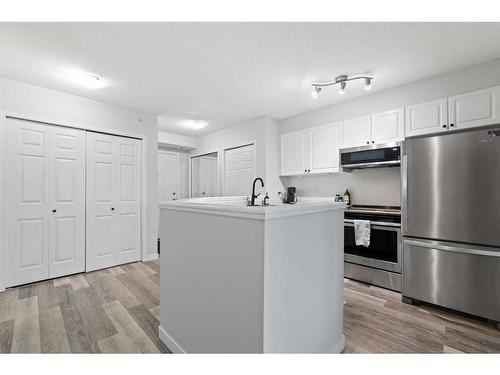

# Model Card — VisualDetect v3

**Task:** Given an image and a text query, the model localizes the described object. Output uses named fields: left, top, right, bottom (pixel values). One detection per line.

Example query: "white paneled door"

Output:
left=224, top=144, right=255, bottom=196
left=158, top=150, right=179, bottom=202
left=86, top=132, right=142, bottom=272
left=48, top=125, right=86, bottom=278
left=3, top=118, right=86, bottom=287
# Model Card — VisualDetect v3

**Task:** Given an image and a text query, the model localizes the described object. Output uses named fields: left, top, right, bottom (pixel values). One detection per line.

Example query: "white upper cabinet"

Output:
left=308, top=122, right=343, bottom=174
left=281, top=129, right=308, bottom=176
left=405, top=98, right=448, bottom=137
left=448, top=86, right=500, bottom=131
left=371, top=108, right=404, bottom=143
left=343, top=115, right=372, bottom=147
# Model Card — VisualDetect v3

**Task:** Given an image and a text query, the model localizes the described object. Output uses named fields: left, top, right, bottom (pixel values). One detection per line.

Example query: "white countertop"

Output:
left=159, top=196, right=346, bottom=220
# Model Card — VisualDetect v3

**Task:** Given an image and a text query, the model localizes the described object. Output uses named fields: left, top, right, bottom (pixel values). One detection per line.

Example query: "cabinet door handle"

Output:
left=366, top=141, right=370, bottom=144
left=304, top=169, right=307, bottom=173
left=442, top=124, right=447, bottom=128
left=111, top=207, right=115, bottom=211
left=450, top=123, right=455, bottom=128
left=372, top=141, right=375, bottom=144
left=52, top=209, right=57, bottom=213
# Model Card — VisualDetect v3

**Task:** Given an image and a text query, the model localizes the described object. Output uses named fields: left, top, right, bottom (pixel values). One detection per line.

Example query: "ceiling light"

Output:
left=310, top=74, right=373, bottom=97
left=191, top=121, right=207, bottom=130
left=339, top=81, right=346, bottom=95
left=74, top=73, right=107, bottom=89
left=311, top=86, right=321, bottom=99
left=365, top=77, right=372, bottom=90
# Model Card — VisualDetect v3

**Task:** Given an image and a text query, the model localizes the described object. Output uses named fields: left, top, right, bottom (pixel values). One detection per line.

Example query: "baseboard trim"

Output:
left=159, top=325, right=185, bottom=353
left=142, top=253, right=159, bottom=262
left=332, top=334, right=345, bottom=353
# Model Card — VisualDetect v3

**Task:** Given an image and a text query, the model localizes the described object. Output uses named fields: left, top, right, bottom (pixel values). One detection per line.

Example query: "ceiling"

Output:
left=1, top=23, right=500, bottom=136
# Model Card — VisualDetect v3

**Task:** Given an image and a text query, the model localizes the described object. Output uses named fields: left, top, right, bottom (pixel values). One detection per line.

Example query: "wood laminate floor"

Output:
left=0, top=261, right=499, bottom=353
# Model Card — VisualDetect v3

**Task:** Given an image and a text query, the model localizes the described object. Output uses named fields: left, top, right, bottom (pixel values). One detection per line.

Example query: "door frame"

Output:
left=158, top=149, right=180, bottom=201
left=0, top=110, right=150, bottom=291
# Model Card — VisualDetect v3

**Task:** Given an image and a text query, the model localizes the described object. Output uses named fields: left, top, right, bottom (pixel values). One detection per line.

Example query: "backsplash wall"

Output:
left=280, top=167, right=401, bottom=206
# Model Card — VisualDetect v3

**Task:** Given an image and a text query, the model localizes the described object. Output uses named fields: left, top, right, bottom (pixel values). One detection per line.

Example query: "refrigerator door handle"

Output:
left=401, top=153, right=408, bottom=233
left=404, top=238, right=500, bottom=258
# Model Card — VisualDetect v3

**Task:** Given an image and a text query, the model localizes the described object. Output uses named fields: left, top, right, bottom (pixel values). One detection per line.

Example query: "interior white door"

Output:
left=371, top=108, right=405, bottom=143
left=308, top=122, right=343, bottom=174
left=158, top=151, right=179, bottom=202
left=280, top=130, right=307, bottom=176
left=48, top=126, right=86, bottom=278
left=4, top=118, right=50, bottom=287
left=115, top=137, right=142, bottom=266
left=199, top=156, right=218, bottom=197
left=405, top=98, right=448, bottom=137
left=86, top=132, right=142, bottom=271
left=224, top=144, right=255, bottom=196
left=343, top=116, right=371, bottom=147
left=448, top=86, right=500, bottom=131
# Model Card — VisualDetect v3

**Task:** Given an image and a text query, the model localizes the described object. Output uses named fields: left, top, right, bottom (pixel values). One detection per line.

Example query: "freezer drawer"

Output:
left=403, top=238, right=500, bottom=322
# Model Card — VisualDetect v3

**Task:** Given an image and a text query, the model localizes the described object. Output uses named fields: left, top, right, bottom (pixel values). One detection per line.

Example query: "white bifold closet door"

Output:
left=3, top=118, right=86, bottom=287
left=86, top=132, right=142, bottom=272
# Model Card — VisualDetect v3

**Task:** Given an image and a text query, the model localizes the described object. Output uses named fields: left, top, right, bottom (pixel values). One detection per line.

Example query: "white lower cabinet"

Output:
left=86, top=132, right=142, bottom=272
left=448, top=86, right=500, bottom=131
left=3, top=118, right=86, bottom=287
left=405, top=98, right=448, bottom=137
left=371, top=108, right=405, bottom=143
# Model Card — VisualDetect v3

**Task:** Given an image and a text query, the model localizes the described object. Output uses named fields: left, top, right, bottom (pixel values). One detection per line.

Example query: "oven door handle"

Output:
left=344, top=219, right=401, bottom=228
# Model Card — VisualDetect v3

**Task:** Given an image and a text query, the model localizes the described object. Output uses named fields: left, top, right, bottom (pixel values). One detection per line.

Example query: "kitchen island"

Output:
left=158, top=196, right=345, bottom=353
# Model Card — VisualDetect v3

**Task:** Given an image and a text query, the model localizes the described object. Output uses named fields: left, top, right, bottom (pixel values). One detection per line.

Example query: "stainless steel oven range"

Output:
left=344, top=205, right=402, bottom=291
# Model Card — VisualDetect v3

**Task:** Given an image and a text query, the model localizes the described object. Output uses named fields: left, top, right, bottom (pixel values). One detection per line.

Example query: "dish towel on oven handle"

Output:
left=354, top=219, right=371, bottom=247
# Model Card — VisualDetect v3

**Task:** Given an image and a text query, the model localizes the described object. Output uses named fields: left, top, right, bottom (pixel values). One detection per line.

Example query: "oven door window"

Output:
left=344, top=225, right=398, bottom=263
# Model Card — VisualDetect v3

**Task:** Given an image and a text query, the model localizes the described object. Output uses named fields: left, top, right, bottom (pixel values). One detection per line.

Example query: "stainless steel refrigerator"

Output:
left=402, top=127, right=500, bottom=322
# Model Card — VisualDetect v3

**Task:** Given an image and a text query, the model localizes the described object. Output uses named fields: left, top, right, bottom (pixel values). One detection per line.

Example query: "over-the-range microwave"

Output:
left=340, top=142, right=401, bottom=171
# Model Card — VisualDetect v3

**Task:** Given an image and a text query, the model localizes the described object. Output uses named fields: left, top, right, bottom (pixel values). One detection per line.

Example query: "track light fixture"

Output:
left=311, top=74, right=374, bottom=98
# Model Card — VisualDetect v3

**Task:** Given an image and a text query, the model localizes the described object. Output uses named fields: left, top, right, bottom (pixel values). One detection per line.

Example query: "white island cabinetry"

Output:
left=158, top=197, right=345, bottom=353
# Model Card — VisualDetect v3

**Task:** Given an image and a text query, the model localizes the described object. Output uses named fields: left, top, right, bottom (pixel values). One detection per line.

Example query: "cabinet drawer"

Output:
left=403, top=238, right=500, bottom=321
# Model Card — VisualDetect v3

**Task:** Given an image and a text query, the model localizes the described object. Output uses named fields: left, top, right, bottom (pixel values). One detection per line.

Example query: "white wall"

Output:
left=282, top=169, right=401, bottom=206
left=158, top=130, right=197, bottom=150
left=190, top=116, right=283, bottom=200
left=279, top=58, right=500, bottom=204
left=0, top=76, right=159, bottom=261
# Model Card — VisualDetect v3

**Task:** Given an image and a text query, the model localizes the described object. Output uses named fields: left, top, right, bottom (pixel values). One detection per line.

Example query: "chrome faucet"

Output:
left=250, top=177, right=264, bottom=206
